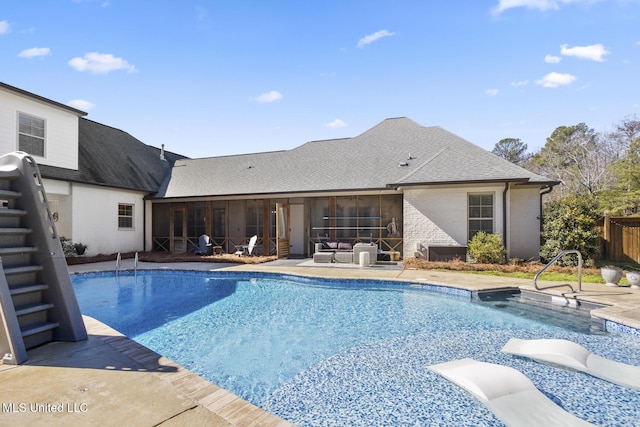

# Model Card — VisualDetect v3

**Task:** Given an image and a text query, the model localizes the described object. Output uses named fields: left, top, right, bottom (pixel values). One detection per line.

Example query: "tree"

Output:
left=529, top=123, right=615, bottom=199
left=492, top=138, right=529, bottom=165
left=540, top=194, right=600, bottom=266
left=600, top=117, right=640, bottom=215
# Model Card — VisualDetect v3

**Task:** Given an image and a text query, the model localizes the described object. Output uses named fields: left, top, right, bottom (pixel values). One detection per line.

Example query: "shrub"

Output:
left=60, top=239, right=77, bottom=257
left=73, top=243, right=88, bottom=255
left=468, top=231, right=505, bottom=264
left=540, top=194, right=600, bottom=266
left=60, top=239, right=88, bottom=257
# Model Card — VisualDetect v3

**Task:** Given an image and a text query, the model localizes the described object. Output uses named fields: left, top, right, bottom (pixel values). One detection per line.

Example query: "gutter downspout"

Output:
left=143, top=199, right=147, bottom=252
left=539, top=185, right=553, bottom=233
left=539, top=185, right=554, bottom=255
left=502, top=182, right=509, bottom=255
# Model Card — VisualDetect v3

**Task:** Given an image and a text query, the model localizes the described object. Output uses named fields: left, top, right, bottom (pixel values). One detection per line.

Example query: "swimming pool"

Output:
left=72, top=270, right=640, bottom=426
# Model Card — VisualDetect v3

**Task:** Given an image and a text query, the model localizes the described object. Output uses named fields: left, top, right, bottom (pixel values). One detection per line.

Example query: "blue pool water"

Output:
left=72, top=270, right=640, bottom=426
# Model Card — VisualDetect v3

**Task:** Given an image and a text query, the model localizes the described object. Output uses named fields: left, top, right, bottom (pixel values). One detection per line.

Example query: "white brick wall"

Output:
left=403, top=186, right=505, bottom=258
left=404, top=189, right=463, bottom=258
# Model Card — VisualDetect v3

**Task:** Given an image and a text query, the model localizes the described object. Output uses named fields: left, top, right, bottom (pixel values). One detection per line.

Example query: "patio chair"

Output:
left=234, top=235, right=258, bottom=256
left=195, top=234, right=212, bottom=255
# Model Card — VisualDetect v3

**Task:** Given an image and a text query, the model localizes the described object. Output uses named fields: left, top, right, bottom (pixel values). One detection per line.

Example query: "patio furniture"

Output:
left=313, top=252, right=334, bottom=263
left=315, top=240, right=355, bottom=263
left=234, top=235, right=258, bottom=256
left=353, top=243, right=376, bottom=266
left=195, top=234, right=212, bottom=255
left=334, top=252, right=353, bottom=263
left=358, top=251, right=370, bottom=267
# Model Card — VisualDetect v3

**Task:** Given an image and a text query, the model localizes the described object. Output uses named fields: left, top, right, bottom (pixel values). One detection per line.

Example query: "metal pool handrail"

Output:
left=534, top=249, right=582, bottom=292
left=115, top=252, right=121, bottom=277
left=115, top=252, right=138, bottom=276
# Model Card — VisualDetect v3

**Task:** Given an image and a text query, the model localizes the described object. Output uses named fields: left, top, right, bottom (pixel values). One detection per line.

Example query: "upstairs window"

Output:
left=468, top=193, right=494, bottom=241
left=18, top=112, right=45, bottom=157
left=118, top=204, right=134, bottom=229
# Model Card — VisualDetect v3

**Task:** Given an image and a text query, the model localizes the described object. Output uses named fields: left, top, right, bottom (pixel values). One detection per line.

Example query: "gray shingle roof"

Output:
left=154, top=117, right=556, bottom=199
left=39, top=118, right=186, bottom=192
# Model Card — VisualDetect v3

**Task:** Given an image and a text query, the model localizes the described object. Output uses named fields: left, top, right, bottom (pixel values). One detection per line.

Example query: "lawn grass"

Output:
left=463, top=269, right=608, bottom=284
left=405, top=257, right=640, bottom=285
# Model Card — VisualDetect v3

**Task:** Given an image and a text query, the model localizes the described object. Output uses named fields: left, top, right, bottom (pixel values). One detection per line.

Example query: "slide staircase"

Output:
left=0, top=152, right=87, bottom=365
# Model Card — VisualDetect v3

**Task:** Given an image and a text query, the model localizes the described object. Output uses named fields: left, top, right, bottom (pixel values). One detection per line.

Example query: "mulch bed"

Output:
left=66, top=252, right=601, bottom=275
left=403, top=257, right=601, bottom=275
left=65, top=251, right=277, bottom=265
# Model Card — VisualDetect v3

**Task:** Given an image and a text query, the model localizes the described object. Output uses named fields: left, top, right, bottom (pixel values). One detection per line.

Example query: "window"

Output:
left=118, top=204, right=134, bottom=229
left=18, top=113, right=45, bottom=157
left=468, top=193, right=493, bottom=240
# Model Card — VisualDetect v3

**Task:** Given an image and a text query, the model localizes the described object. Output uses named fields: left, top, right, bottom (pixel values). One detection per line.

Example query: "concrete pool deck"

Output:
left=2, top=258, right=639, bottom=426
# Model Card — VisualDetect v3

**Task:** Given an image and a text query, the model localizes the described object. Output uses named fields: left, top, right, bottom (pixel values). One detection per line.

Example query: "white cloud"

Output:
left=485, top=88, right=499, bottom=96
left=511, top=80, right=529, bottom=87
left=535, top=72, right=576, bottom=87
left=0, top=20, right=9, bottom=35
left=560, top=43, right=610, bottom=61
left=252, top=90, right=283, bottom=103
left=326, top=119, right=347, bottom=128
left=72, top=0, right=110, bottom=5
left=18, top=47, right=51, bottom=59
left=544, top=54, right=562, bottom=63
left=493, top=0, right=560, bottom=14
left=68, top=52, right=137, bottom=74
left=357, top=30, right=395, bottom=48
left=493, top=0, right=598, bottom=14
left=67, top=99, right=95, bottom=111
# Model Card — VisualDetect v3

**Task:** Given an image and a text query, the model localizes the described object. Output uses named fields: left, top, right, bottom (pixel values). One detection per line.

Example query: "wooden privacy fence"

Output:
left=598, top=216, right=640, bottom=263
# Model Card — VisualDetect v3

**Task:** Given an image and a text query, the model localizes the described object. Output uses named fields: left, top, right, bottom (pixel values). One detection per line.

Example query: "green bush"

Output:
left=540, top=194, right=600, bottom=266
left=468, top=231, right=505, bottom=264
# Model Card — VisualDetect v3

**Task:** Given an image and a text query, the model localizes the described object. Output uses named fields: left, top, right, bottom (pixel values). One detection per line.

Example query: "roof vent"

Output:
left=160, top=144, right=166, bottom=161
left=399, top=161, right=409, bottom=167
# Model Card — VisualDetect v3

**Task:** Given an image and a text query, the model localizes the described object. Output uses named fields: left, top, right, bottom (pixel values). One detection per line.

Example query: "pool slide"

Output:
left=428, top=358, right=594, bottom=427
left=501, top=338, right=640, bottom=391
left=0, top=152, right=87, bottom=365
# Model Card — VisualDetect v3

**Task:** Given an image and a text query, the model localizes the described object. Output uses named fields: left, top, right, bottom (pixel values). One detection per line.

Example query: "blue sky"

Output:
left=2, top=0, right=639, bottom=158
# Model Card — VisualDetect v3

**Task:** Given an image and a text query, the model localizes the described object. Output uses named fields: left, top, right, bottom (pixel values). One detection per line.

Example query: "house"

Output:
left=0, top=82, right=183, bottom=255
left=149, top=118, right=558, bottom=260
left=1, top=81, right=558, bottom=260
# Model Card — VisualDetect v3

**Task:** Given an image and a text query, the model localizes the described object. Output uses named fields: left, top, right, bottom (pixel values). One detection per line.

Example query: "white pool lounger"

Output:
left=502, top=338, right=640, bottom=391
left=429, top=358, right=594, bottom=427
